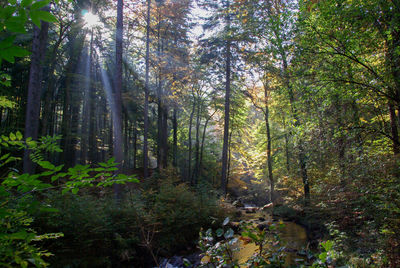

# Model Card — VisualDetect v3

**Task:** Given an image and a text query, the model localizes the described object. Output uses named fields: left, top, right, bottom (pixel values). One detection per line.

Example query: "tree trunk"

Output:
left=188, top=96, right=195, bottom=183
left=193, top=98, right=201, bottom=184
left=124, top=113, right=129, bottom=168
left=282, top=116, right=290, bottom=174
left=282, top=52, right=310, bottom=206
left=133, top=123, right=137, bottom=169
left=221, top=1, right=231, bottom=195
left=226, top=130, right=233, bottom=191
left=80, top=48, right=91, bottom=164
left=199, top=110, right=215, bottom=175
left=23, top=21, right=49, bottom=174
left=88, top=56, right=97, bottom=163
left=162, top=105, right=168, bottom=168
left=113, top=0, right=124, bottom=200
left=143, top=0, right=151, bottom=178
left=173, top=108, right=178, bottom=167
left=389, top=102, right=400, bottom=154
left=264, top=84, right=274, bottom=203
left=41, top=29, right=64, bottom=137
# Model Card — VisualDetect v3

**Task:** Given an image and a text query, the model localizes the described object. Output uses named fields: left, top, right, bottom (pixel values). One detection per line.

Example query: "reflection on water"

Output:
left=233, top=209, right=308, bottom=267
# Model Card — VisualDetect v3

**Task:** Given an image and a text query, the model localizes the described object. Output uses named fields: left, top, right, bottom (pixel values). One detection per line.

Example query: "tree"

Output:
left=23, top=17, right=49, bottom=174
left=143, top=0, right=151, bottom=178
left=113, top=0, right=124, bottom=199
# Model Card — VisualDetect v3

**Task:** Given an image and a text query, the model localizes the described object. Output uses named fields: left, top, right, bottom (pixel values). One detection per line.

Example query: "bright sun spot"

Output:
left=82, top=11, right=101, bottom=28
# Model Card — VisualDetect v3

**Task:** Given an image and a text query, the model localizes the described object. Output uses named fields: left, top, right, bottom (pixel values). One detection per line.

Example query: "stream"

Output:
left=232, top=206, right=308, bottom=266
left=159, top=205, right=309, bottom=267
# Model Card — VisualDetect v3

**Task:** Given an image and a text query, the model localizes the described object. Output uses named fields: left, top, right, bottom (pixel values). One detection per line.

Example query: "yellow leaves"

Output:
left=201, top=255, right=211, bottom=264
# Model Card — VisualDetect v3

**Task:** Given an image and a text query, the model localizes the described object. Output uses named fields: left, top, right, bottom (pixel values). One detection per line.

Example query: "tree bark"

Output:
left=282, top=53, right=310, bottom=206
left=264, top=84, right=274, bottom=203
left=199, top=110, right=215, bottom=174
left=188, top=95, right=196, bottom=183
left=133, top=123, right=137, bottom=169
left=41, top=24, right=66, bottom=137
left=193, top=97, right=201, bottom=184
left=173, top=108, right=178, bottom=167
left=221, top=1, right=231, bottom=195
left=113, top=0, right=124, bottom=200
left=23, top=21, right=49, bottom=174
left=143, top=0, right=151, bottom=178
left=389, top=102, right=400, bottom=154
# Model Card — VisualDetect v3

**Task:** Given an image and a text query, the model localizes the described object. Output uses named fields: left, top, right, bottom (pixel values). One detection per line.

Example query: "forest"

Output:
left=0, top=0, right=399, bottom=267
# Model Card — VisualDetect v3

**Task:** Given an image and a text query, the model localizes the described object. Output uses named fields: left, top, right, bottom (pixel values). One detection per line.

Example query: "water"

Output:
left=233, top=208, right=308, bottom=266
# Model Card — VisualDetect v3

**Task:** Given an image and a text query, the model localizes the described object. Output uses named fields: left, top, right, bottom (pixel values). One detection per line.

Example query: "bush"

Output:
left=31, top=172, right=226, bottom=266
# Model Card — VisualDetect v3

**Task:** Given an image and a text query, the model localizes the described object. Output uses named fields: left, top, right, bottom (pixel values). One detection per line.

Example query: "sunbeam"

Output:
left=82, top=10, right=101, bottom=28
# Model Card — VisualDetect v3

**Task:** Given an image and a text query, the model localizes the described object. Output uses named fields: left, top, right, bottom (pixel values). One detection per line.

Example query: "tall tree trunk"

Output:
left=282, top=116, right=290, bottom=173
left=23, top=21, right=49, bottom=174
left=124, top=113, right=129, bottom=168
left=162, top=104, right=168, bottom=168
left=221, top=5, right=231, bottom=195
left=281, top=53, right=310, bottom=205
left=133, top=123, right=137, bottom=169
left=389, top=102, right=400, bottom=154
left=173, top=108, right=178, bottom=167
left=113, top=0, right=124, bottom=200
left=143, top=0, right=151, bottom=178
left=193, top=98, right=201, bottom=184
left=188, top=96, right=195, bottom=183
left=334, top=94, right=346, bottom=185
left=80, top=48, right=91, bottom=164
left=88, top=57, right=97, bottom=163
left=264, top=84, right=274, bottom=203
left=41, top=27, right=65, bottom=137
left=226, top=130, right=233, bottom=191
left=199, top=110, right=215, bottom=174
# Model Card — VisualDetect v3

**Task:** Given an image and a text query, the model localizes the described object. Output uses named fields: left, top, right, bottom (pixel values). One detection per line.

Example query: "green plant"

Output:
left=198, top=217, right=239, bottom=268
left=240, top=221, right=287, bottom=267
left=0, top=0, right=58, bottom=87
left=0, top=132, right=138, bottom=266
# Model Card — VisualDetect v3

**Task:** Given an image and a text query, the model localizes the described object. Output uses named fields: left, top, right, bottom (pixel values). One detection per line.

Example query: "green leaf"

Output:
left=321, top=240, right=333, bottom=251
left=0, top=152, right=10, bottom=159
left=29, top=10, right=41, bottom=28
left=34, top=10, right=57, bottom=23
left=318, top=252, right=327, bottom=263
left=9, top=132, right=16, bottom=141
left=31, top=0, right=50, bottom=10
left=71, top=188, right=79, bottom=194
left=0, top=50, right=15, bottom=63
left=5, top=16, right=27, bottom=33
left=1, top=6, right=16, bottom=19
left=9, top=231, right=36, bottom=241
left=16, top=131, right=23, bottom=140
left=0, top=36, right=16, bottom=49
left=22, top=0, right=33, bottom=7
left=37, top=161, right=55, bottom=170
left=61, top=188, right=69, bottom=195
left=26, top=140, right=37, bottom=148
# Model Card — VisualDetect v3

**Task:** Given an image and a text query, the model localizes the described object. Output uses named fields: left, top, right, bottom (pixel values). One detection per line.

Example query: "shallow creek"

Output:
left=233, top=207, right=308, bottom=266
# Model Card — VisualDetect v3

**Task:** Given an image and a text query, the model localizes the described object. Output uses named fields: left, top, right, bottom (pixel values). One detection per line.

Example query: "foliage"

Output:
left=198, top=217, right=239, bottom=268
left=240, top=221, right=287, bottom=267
left=0, top=132, right=138, bottom=266
left=29, top=175, right=225, bottom=266
left=0, top=0, right=57, bottom=87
